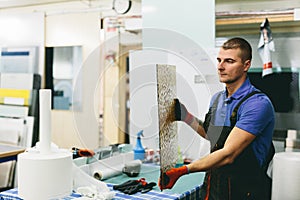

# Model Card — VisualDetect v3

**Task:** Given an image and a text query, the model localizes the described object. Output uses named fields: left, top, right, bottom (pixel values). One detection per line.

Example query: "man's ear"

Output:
left=244, top=60, right=251, bottom=72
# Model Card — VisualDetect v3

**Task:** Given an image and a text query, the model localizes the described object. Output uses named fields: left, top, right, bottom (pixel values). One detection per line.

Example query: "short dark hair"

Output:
left=222, top=37, right=252, bottom=62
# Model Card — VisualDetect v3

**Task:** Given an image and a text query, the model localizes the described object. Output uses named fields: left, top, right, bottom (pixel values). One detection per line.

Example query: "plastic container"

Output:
left=175, top=146, right=184, bottom=168
left=133, top=130, right=145, bottom=161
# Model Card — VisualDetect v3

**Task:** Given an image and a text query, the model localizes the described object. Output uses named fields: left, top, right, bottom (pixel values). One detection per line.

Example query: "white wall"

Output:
left=0, top=12, right=45, bottom=76
left=45, top=12, right=102, bottom=149
left=142, top=0, right=215, bottom=48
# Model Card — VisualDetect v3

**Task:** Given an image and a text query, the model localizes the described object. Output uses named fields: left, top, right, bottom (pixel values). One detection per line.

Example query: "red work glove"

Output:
left=72, top=147, right=95, bottom=159
left=159, top=165, right=189, bottom=190
left=174, top=99, right=194, bottom=124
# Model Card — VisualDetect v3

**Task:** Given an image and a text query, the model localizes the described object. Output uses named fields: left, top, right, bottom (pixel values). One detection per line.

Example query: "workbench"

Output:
left=0, top=164, right=204, bottom=200
left=0, top=143, right=25, bottom=163
left=0, top=151, right=205, bottom=199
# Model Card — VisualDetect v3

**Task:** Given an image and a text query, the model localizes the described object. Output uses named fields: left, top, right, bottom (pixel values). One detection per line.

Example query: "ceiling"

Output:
left=0, top=0, right=146, bottom=16
left=0, top=0, right=75, bottom=9
left=0, top=0, right=112, bottom=10
left=0, top=0, right=299, bottom=15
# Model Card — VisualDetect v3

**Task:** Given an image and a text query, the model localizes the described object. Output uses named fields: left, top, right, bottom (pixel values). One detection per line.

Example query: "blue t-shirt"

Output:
left=209, top=77, right=275, bottom=166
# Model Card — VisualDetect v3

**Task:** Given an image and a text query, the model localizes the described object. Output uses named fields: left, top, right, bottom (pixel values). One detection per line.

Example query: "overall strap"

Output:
left=203, top=92, right=222, bottom=132
left=230, top=91, right=262, bottom=126
left=229, top=90, right=275, bottom=169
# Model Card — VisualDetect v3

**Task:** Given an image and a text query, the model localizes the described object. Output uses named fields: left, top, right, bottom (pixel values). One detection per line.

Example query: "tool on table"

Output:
left=72, top=147, right=95, bottom=159
left=141, top=182, right=156, bottom=193
left=113, top=178, right=156, bottom=195
left=122, top=160, right=142, bottom=177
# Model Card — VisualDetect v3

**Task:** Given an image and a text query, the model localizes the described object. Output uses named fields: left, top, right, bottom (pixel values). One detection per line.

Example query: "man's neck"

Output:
left=225, top=77, right=247, bottom=97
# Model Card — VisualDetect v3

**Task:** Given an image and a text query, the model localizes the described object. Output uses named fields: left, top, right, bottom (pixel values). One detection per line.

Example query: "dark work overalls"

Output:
left=200, top=91, right=275, bottom=200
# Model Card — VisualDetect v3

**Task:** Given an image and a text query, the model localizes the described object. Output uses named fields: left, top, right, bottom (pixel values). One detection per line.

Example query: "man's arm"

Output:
left=173, top=98, right=207, bottom=138
left=159, top=126, right=256, bottom=190
left=187, top=126, right=256, bottom=172
left=187, top=116, right=207, bottom=139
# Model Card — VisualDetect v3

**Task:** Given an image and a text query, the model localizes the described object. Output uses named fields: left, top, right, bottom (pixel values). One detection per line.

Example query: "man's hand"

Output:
left=158, top=165, right=189, bottom=190
left=174, top=99, right=194, bottom=124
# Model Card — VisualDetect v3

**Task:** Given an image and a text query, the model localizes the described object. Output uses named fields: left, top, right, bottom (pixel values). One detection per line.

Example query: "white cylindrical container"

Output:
left=18, top=150, right=73, bottom=200
left=272, top=152, right=300, bottom=200
left=18, top=89, right=73, bottom=199
left=39, top=89, right=52, bottom=154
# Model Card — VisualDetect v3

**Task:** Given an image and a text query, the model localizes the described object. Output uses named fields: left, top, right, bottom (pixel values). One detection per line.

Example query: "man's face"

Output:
left=216, top=48, right=250, bottom=84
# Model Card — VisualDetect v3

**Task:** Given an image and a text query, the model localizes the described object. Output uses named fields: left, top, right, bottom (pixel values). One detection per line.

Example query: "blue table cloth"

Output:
left=0, top=188, right=81, bottom=200
left=0, top=186, right=202, bottom=200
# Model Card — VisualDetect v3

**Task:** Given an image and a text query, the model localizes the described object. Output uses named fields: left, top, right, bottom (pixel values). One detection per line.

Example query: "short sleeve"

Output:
left=235, top=95, right=274, bottom=136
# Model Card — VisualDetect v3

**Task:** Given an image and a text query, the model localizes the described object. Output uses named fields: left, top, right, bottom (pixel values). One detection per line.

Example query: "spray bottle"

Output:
left=133, top=130, right=145, bottom=161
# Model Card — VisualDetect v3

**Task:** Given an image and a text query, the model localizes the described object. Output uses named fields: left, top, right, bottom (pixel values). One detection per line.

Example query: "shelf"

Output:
left=216, top=9, right=300, bottom=37
left=217, top=20, right=300, bottom=37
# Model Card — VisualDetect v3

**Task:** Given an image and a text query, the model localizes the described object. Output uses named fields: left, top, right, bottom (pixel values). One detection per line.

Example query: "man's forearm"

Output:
left=187, top=147, right=231, bottom=173
left=187, top=116, right=207, bottom=139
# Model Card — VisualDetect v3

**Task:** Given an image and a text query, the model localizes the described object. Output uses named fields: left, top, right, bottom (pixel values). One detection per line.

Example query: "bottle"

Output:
left=175, top=146, right=184, bottom=168
left=133, top=130, right=145, bottom=161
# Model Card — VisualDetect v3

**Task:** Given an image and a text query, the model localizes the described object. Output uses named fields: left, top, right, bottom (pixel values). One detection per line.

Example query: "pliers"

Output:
left=113, top=178, right=156, bottom=195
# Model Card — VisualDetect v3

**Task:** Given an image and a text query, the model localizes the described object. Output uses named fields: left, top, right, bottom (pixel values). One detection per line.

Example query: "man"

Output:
left=159, top=37, right=275, bottom=200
